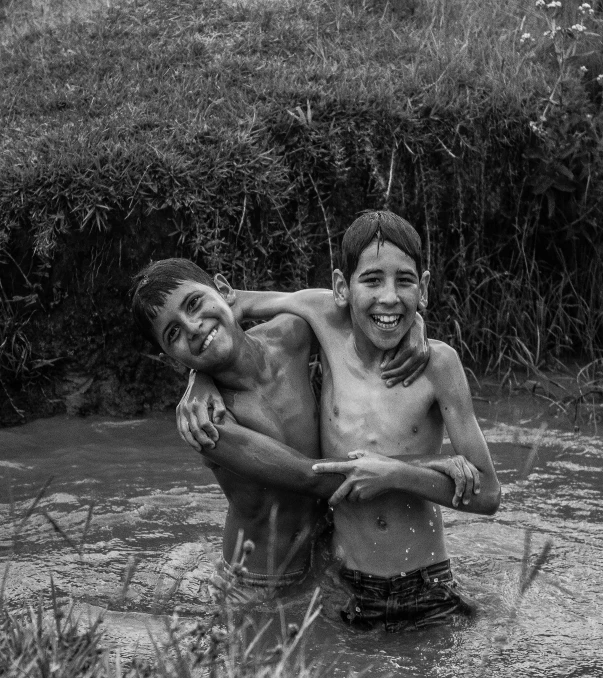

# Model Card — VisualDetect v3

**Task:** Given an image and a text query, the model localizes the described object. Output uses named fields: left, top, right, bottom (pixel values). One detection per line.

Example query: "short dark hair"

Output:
left=131, top=258, right=217, bottom=347
left=340, top=210, right=423, bottom=282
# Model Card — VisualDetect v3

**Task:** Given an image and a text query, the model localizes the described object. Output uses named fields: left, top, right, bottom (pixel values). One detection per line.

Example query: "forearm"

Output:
left=390, top=459, right=500, bottom=514
left=205, top=422, right=343, bottom=498
left=235, top=290, right=293, bottom=321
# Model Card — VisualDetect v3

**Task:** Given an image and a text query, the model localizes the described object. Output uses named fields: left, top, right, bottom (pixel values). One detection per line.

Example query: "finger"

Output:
left=471, top=464, right=481, bottom=495
left=381, top=357, right=415, bottom=387
left=451, top=463, right=464, bottom=508
left=460, top=460, right=475, bottom=505
left=187, top=410, right=215, bottom=449
left=211, top=398, right=227, bottom=425
left=347, top=450, right=366, bottom=459
left=328, top=479, right=354, bottom=506
left=201, top=421, right=219, bottom=444
left=381, top=349, right=412, bottom=374
left=177, top=415, right=202, bottom=451
left=402, top=361, right=429, bottom=387
left=379, top=348, right=396, bottom=370
left=312, top=461, right=353, bottom=474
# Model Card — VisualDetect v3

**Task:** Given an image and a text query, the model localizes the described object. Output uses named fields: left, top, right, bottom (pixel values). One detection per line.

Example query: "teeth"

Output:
left=372, top=314, right=401, bottom=328
left=201, top=328, right=218, bottom=352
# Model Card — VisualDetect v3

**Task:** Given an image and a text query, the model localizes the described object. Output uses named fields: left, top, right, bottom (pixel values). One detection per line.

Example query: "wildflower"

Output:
left=529, top=121, right=541, bottom=134
left=535, top=0, right=545, bottom=5
left=544, top=26, right=561, bottom=37
left=579, top=65, right=588, bottom=75
left=571, top=23, right=587, bottom=32
left=578, top=2, right=594, bottom=14
left=597, top=74, right=603, bottom=85
left=520, top=32, right=533, bottom=43
left=546, top=1, right=562, bottom=7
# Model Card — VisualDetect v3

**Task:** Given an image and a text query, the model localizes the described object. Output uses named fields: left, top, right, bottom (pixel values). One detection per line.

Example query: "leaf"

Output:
left=531, top=175, right=554, bottom=195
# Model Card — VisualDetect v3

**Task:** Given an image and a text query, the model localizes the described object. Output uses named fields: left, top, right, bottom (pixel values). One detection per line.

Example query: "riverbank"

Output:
left=1, top=0, right=602, bottom=425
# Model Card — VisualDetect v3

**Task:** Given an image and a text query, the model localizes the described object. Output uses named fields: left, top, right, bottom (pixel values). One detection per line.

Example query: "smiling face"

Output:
left=334, top=239, right=429, bottom=357
left=151, top=279, right=240, bottom=373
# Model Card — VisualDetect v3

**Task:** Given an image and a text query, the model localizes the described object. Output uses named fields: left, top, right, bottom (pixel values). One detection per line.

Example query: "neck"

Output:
left=210, top=332, right=270, bottom=391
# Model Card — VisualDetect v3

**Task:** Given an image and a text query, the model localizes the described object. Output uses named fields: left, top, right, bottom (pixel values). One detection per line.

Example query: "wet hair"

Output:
left=340, top=210, right=423, bottom=283
left=131, top=258, right=217, bottom=347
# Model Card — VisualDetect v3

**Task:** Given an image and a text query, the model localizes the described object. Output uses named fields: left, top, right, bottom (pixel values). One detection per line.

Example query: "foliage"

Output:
left=1, top=0, right=602, bottom=422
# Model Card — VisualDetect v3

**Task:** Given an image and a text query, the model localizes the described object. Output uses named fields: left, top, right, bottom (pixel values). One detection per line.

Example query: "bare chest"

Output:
left=320, top=361, right=443, bottom=458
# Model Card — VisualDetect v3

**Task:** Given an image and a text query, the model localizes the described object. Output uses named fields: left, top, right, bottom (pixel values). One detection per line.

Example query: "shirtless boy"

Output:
left=131, top=257, right=476, bottom=604
left=131, top=258, right=447, bottom=603
left=222, top=210, right=501, bottom=630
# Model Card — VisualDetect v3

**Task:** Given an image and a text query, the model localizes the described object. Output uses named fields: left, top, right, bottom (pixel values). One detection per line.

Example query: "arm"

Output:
left=200, top=413, right=344, bottom=499
left=314, top=346, right=500, bottom=514
left=234, top=287, right=430, bottom=387
left=176, top=370, right=226, bottom=450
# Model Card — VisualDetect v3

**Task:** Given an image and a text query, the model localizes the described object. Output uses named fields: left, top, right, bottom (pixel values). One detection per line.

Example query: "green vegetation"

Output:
left=1, top=0, right=602, bottom=423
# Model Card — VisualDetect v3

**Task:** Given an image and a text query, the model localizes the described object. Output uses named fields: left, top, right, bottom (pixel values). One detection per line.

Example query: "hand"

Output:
left=176, top=370, right=227, bottom=451
left=313, top=449, right=400, bottom=506
left=380, top=312, right=430, bottom=387
left=420, top=455, right=481, bottom=507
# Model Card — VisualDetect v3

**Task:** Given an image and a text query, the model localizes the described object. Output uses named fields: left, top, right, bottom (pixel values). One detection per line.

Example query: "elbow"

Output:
left=479, top=482, right=501, bottom=516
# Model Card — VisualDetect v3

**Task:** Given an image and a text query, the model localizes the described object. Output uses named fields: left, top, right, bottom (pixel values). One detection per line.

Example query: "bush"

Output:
left=1, top=0, right=602, bottom=423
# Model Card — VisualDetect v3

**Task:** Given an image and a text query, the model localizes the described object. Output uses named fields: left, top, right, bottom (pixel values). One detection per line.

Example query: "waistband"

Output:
left=220, top=556, right=309, bottom=588
left=340, top=559, right=453, bottom=593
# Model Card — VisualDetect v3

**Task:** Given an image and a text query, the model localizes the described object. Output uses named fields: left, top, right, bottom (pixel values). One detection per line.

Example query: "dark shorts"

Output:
left=339, top=559, right=474, bottom=633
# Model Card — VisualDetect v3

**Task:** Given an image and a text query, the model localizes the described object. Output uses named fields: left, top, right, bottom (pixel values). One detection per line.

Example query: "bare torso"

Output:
left=316, top=298, right=448, bottom=576
left=211, top=314, right=323, bottom=574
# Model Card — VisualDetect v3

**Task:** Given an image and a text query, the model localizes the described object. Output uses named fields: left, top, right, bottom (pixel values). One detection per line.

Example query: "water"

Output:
left=1, top=395, right=602, bottom=677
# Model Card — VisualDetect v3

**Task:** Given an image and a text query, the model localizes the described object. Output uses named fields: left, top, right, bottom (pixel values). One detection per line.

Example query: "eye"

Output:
left=167, top=325, right=180, bottom=344
left=187, top=296, right=200, bottom=312
left=363, top=276, right=380, bottom=285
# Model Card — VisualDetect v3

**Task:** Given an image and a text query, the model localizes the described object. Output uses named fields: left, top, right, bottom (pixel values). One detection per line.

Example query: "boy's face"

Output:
left=335, top=239, right=429, bottom=355
left=151, top=279, right=239, bottom=372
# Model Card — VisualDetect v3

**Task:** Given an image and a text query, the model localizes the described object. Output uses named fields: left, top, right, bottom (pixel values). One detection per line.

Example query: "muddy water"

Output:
left=1, top=396, right=602, bottom=677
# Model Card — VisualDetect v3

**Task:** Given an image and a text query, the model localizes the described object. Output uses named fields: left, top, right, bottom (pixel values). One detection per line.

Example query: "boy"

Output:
left=213, top=210, right=501, bottom=630
left=131, top=258, right=452, bottom=603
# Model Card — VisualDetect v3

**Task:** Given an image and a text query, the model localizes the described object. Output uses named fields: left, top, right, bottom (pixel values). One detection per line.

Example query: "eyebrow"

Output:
left=358, top=267, right=417, bottom=277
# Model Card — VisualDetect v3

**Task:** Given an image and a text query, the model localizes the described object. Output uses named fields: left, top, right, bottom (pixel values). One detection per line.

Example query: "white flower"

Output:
left=520, top=32, right=533, bottom=43
left=597, top=74, right=603, bottom=85
left=571, top=23, right=587, bottom=32
left=529, top=121, right=543, bottom=135
left=579, top=65, right=588, bottom=74
left=546, top=0, right=562, bottom=7
left=578, top=3, right=594, bottom=14
left=535, top=0, right=545, bottom=5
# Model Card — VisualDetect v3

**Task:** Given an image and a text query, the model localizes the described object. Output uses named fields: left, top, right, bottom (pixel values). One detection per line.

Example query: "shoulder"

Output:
left=425, top=340, right=471, bottom=400
left=425, top=340, right=465, bottom=383
left=258, top=313, right=314, bottom=351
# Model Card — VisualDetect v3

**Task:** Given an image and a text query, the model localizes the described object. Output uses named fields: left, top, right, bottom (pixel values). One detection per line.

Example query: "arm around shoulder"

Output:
left=431, top=342, right=501, bottom=516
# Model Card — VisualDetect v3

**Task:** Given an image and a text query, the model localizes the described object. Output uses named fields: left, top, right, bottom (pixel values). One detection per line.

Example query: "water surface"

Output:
left=1, top=395, right=602, bottom=676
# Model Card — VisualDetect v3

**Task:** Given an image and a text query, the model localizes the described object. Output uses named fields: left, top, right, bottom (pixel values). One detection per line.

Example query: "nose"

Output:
left=183, top=316, right=203, bottom=338
left=378, top=281, right=399, bottom=306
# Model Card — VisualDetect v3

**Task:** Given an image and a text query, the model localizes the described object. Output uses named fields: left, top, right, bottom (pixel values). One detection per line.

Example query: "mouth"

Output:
left=199, top=327, right=218, bottom=353
left=371, top=314, right=402, bottom=330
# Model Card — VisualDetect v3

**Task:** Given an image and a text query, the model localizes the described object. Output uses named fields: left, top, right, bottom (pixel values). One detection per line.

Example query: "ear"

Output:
left=418, top=270, right=430, bottom=311
left=214, top=274, right=236, bottom=306
left=332, top=269, right=349, bottom=308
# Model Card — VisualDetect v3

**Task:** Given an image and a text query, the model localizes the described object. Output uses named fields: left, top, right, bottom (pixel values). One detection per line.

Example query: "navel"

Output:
left=333, top=406, right=339, bottom=417
left=412, top=426, right=418, bottom=434
left=376, top=516, right=387, bottom=531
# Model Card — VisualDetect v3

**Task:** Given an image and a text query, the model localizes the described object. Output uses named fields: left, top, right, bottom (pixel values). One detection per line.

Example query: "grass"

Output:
left=0, top=0, right=602, bottom=422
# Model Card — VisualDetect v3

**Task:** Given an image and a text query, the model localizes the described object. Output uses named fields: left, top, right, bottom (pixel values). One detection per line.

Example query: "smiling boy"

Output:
left=226, top=210, right=501, bottom=630
left=131, top=258, right=438, bottom=603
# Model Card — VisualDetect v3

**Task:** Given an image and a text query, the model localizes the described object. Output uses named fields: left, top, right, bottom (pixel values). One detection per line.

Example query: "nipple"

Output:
left=412, top=426, right=418, bottom=433
left=376, top=516, right=387, bottom=531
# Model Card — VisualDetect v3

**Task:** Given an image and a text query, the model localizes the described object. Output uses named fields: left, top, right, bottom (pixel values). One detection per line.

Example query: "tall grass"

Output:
left=1, top=0, right=602, bottom=421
